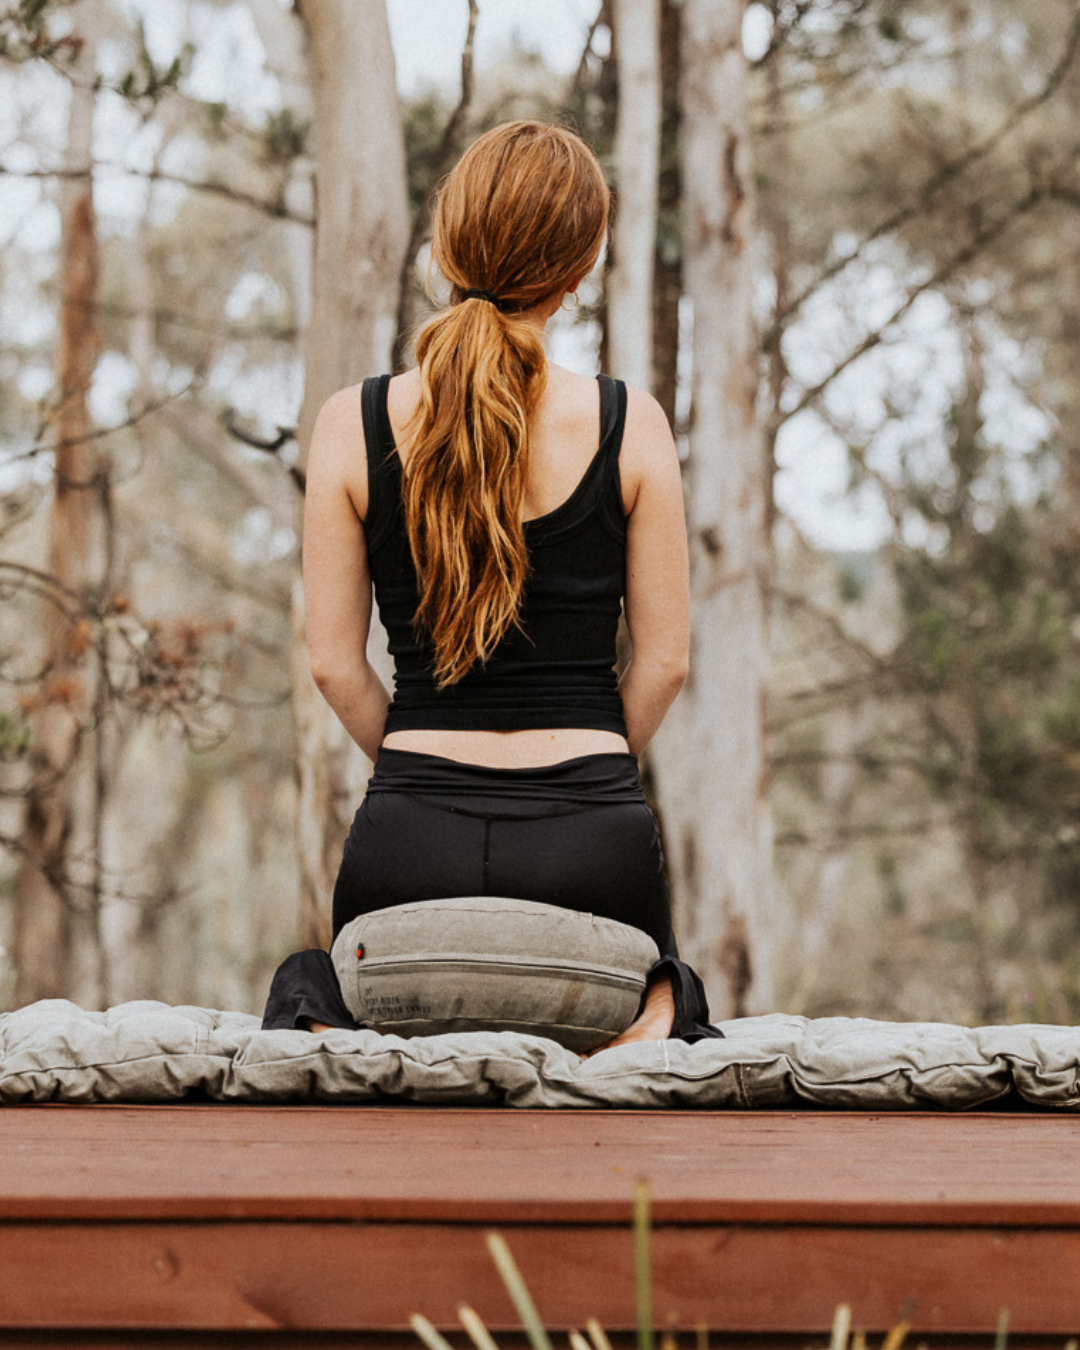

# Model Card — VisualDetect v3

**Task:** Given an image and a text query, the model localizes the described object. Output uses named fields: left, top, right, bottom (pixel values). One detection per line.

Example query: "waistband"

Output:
left=366, top=747, right=645, bottom=805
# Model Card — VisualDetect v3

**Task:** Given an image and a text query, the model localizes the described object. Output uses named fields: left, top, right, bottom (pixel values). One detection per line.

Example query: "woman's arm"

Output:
left=617, top=387, right=690, bottom=757
left=302, top=386, right=391, bottom=760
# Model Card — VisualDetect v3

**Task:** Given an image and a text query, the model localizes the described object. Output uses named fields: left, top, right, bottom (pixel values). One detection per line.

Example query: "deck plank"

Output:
left=4, top=1220, right=1080, bottom=1334
left=3, top=1106, right=1080, bottom=1340
left=2, top=1106, right=1080, bottom=1224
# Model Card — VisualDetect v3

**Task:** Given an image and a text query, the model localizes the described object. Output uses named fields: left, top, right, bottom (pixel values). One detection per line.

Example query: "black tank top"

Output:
left=362, top=372, right=629, bottom=737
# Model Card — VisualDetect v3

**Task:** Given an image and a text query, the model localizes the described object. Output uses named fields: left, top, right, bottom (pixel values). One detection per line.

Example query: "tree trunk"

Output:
left=649, top=0, right=774, bottom=1017
left=292, top=0, right=409, bottom=949
left=247, top=0, right=315, bottom=336
left=760, top=18, right=791, bottom=533
left=13, top=0, right=107, bottom=1006
left=651, top=0, right=683, bottom=427
left=607, top=0, right=660, bottom=392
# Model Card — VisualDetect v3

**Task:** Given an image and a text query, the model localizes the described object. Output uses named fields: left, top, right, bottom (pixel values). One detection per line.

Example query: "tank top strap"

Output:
left=596, top=373, right=629, bottom=542
left=361, top=373, right=401, bottom=553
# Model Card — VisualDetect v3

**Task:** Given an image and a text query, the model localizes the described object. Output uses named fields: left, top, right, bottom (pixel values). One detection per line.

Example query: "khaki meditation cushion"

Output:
left=330, top=896, right=660, bottom=1053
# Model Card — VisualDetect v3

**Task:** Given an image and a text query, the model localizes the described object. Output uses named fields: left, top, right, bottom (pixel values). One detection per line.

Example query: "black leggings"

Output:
left=262, top=749, right=722, bottom=1041
left=332, top=750, right=676, bottom=955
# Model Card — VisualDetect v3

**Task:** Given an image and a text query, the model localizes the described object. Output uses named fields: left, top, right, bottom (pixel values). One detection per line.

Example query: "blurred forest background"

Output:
left=3, top=0, right=1080, bottom=1025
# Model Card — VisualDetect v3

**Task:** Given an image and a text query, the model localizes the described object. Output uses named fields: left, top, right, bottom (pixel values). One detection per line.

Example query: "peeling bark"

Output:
left=651, top=0, right=683, bottom=426
left=14, top=0, right=107, bottom=1005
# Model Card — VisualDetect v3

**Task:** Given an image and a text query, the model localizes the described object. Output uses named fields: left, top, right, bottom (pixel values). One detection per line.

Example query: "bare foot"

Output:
left=581, top=973, right=675, bottom=1058
left=300, top=1017, right=333, bottom=1033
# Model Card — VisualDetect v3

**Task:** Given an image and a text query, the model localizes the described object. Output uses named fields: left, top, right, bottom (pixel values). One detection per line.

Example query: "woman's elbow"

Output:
left=309, top=651, right=353, bottom=698
left=638, top=650, right=688, bottom=693
left=667, top=652, right=689, bottom=695
left=310, top=647, right=374, bottom=696
left=308, top=654, right=333, bottom=693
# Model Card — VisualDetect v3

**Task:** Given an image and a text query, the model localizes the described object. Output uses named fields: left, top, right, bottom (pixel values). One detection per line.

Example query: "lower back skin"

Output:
left=380, top=726, right=630, bottom=768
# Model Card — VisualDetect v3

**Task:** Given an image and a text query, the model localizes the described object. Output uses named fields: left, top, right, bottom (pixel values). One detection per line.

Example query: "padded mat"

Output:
left=2, top=999, right=1079, bottom=1109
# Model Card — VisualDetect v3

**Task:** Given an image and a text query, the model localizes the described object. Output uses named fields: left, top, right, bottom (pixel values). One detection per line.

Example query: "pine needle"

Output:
left=830, top=1303, right=851, bottom=1350
left=587, top=1317, right=614, bottom=1350
left=411, top=1313, right=457, bottom=1350
left=569, top=1332, right=593, bottom=1350
left=485, top=1231, right=554, bottom=1350
left=881, top=1319, right=911, bottom=1350
left=995, top=1309, right=1009, bottom=1350
left=695, top=1325, right=709, bottom=1350
left=635, top=1178, right=655, bottom=1350
left=459, top=1303, right=501, bottom=1350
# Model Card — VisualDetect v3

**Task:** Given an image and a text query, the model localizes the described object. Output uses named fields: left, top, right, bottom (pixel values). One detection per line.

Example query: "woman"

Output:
left=263, top=119, right=721, bottom=1048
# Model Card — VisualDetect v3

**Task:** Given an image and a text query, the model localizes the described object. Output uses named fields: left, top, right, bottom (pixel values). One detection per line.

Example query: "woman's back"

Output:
left=386, top=364, right=626, bottom=523
left=303, top=118, right=689, bottom=769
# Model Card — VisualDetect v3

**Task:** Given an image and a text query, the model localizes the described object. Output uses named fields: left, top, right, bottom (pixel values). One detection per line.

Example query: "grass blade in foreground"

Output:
left=830, top=1303, right=851, bottom=1350
left=485, top=1231, right=554, bottom=1350
left=995, top=1309, right=1009, bottom=1350
left=880, top=1318, right=910, bottom=1350
left=410, top=1314, right=456, bottom=1350
left=459, top=1302, right=501, bottom=1350
left=587, top=1316, right=614, bottom=1350
left=634, top=1179, right=654, bottom=1350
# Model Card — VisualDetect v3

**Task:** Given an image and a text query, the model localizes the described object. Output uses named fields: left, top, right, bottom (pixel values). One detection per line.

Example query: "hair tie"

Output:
left=462, top=288, right=504, bottom=309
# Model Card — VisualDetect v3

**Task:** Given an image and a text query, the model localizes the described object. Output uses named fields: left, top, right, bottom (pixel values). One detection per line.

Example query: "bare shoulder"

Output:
left=307, top=382, right=367, bottom=513
left=386, top=366, right=423, bottom=421
left=543, top=362, right=605, bottom=422
left=309, top=383, right=365, bottom=463
left=618, top=382, right=679, bottom=514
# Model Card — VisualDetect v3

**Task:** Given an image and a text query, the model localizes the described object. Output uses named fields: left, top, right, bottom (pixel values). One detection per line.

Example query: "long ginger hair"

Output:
left=402, top=120, right=610, bottom=686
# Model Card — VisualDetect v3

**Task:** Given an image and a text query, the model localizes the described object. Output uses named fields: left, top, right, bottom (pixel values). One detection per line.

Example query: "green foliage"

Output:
left=0, top=708, right=29, bottom=761
left=261, top=107, right=308, bottom=163
left=880, top=332, right=1080, bottom=983
left=114, top=24, right=194, bottom=108
left=772, top=2, right=1080, bottom=1017
left=835, top=552, right=873, bottom=603
left=403, top=93, right=452, bottom=219
left=204, top=101, right=228, bottom=138
left=0, top=0, right=79, bottom=63
left=878, top=15, right=904, bottom=42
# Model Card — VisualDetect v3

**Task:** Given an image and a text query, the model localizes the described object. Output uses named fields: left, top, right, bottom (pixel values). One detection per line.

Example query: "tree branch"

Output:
left=6, top=378, right=200, bottom=468
left=0, top=560, right=85, bottom=616
left=774, top=180, right=1050, bottom=428
left=220, top=408, right=305, bottom=493
left=568, top=2, right=608, bottom=102
left=764, top=0, right=1080, bottom=343
left=0, top=826, right=191, bottom=911
left=0, top=161, right=315, bottom=225
left=773, top=586, right=891, bottom=673
left=775, top=815, right=955, bottom=847
left=773, top=748, right=932, bottom=776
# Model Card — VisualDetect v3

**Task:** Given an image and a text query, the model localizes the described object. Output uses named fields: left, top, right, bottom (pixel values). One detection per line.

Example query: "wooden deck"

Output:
left=2, top=1105, right=1080, bottom=1347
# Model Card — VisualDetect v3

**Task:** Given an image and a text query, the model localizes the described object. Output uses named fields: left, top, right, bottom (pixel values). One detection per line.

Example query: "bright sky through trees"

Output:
left=9, top=0, right=1039, bottom=553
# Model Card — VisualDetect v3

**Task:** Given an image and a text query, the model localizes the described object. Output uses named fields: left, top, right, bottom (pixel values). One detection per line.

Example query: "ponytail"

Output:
left=400, top=121, right=609, bottom=686
left=403, top=298, right=547, bottom=687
